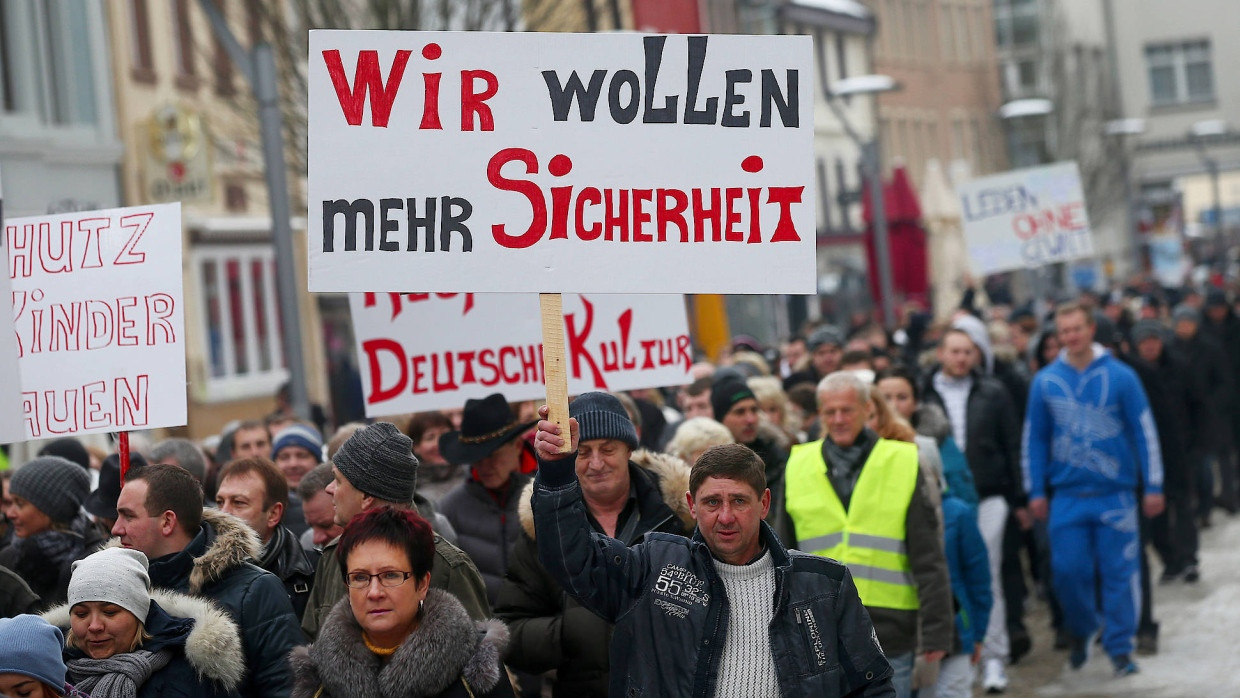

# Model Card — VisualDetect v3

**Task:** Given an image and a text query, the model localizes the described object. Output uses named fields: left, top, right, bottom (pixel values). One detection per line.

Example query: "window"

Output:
left=994, top=0, right=1038, bottom=50
left=195, top=245, right=287, bottom=400
left=1146, top=40, right=1214, bottom=106
left=213, top=0, right=235, bottom=95
left=940, top=1, right=957, bottom=61
left=171, top=0, right=198, bottom=89
left=128, top=0, right=155, bottom=82
left=0, top=0, right=101, bottom=126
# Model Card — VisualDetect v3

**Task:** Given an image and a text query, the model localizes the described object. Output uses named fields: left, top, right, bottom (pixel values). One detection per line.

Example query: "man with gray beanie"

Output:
left=0, top=456, right=102, bottom=606
left=299, top=421, right=490, bottom=640
left=1171, top=303, right=1237, bottom=521
left=496, top=392, right=694, bottom=697
left=783, top=325, right=845, bottom=391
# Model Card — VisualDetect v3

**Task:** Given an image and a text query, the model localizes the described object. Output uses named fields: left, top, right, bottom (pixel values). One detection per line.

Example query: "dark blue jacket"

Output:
left=533, top=454, right=894, bottom=698
left=941, top=496, right=991, bottom=653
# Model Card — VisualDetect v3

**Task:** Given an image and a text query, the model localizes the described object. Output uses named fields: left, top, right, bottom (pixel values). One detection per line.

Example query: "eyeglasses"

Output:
left=345, top=570, right=415, bottom=589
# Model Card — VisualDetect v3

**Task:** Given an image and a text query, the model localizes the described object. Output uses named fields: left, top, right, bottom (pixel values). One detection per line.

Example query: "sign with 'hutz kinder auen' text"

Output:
left=351, top=291, right=691, bottom=415
left=5, top=203, right=187, bottom=440
left=308, top=31, right=815, bottom=294
left=956, top=161, right=1095, bottom=276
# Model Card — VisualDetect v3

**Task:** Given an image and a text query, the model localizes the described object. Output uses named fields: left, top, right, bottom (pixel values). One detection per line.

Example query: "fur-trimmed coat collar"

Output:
left=106, top=509, right=262, bottom=595
left=518, top=448, right=694, bottom=540
left=43, top=589, right=246, bottom=692
left=289, top=589, right=508, bottom=698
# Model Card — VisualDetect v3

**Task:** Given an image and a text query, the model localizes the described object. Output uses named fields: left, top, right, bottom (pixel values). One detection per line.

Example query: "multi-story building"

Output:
left=104, top=0, right=329, bottom=439
left=1111, top=0, right=1239, bottom=265
left=0, top=2, right=123, bottom=217
left=867, top=0, right=1006, bottom=188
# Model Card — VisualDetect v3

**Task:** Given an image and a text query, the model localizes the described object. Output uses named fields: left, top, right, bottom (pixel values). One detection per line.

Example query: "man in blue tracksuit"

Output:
left=1023, top=302, right=1165, bottom=677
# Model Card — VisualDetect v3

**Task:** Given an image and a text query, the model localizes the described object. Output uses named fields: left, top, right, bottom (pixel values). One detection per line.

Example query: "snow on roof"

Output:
left=789, top=0, right=873, bottom=20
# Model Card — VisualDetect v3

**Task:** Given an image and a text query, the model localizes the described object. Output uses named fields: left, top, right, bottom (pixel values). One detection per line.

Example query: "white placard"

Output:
left=351, top=292, right=692, bottom=415
left=0, top=173, right=25, bottom=443
left=5, top=204, right=187, bottom=440
left=957, top=162, right=1094, bottom=275
left=308, top=31, right=815, bottom=294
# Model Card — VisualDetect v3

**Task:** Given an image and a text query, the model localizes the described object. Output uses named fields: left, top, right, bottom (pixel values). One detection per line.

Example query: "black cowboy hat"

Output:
left=84, top=452, right=148, bottom=521
left=438, top=393, right=536, bottom=465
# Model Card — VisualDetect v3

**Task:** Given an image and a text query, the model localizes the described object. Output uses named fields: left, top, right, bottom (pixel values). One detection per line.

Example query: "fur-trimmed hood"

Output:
left=289, top=589, right=508, bottom=698
left=43, top=588, right=246, bottom=692
left=108, top=508, right=262, bottom=596
left=517, top=448, right=694, bottom=540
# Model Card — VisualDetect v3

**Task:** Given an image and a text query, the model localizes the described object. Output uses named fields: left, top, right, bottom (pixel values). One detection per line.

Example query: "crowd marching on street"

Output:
left=4, top=281, right=1239, bottom=698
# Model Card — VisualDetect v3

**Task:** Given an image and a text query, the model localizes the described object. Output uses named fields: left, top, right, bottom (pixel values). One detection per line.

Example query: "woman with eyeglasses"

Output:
left=290, top=507, right=515, bottom=698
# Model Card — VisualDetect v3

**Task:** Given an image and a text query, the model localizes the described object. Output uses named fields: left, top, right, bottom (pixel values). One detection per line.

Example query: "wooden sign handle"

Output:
left=539, top=293, right=572, bottom=454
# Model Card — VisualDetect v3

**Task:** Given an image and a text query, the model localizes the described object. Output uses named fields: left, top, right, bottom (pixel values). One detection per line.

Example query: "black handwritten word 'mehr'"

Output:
left=321, top=196, right=473, bottom=253
left=542, top=36, right=799, bottom=128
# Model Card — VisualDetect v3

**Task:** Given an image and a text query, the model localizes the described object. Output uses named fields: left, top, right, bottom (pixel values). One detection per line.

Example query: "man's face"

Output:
left=783, top=339, right=807, bottom=369
left=811, top=343, right=843, bottom=376
left=233, top=427, right=271, bottom=460
left=721, top=398, right=760, bottom=445
left=688, top=476, right=770, bottom=565
left=327, top=465, right=367, bottom=527
left=474, top=439, right=522, bottom=490
left=112, top=480, right=173, bottom=558
left=681, top=391, right=713, bottom=420
left=216, top=472, right=279, bottom=542
left=1055, top=310, right=1095, bottom=355
left=275, top=446, right=317, bottom=487
left=1174, top=319, right=1197, bottom=341
left=575, top=439, right=631, bottom=505
left=1137, top=336, right=1163, bottom=364
left=818, top=388, right=866, bottom=447
left=1207, top=305, right=1227, bottom=324
left=303, top=490, right=344, bottom=546
left=939, top=332, right=977, bottom=378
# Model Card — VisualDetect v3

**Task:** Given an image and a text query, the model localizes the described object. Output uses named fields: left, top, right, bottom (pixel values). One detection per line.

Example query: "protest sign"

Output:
left=307, top=31, right=815, bottom=294
left=957, top=162, right=1094, bottom=276
left=351, top=291, right=691, bottom=415
left=0, top=172, right=25, bottom=443
left=5, top=203, right=186, bottom=440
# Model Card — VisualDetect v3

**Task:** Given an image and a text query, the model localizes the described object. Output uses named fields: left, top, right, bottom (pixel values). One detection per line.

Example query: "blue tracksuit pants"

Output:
left=1048, top=491, right=1141, bottom=657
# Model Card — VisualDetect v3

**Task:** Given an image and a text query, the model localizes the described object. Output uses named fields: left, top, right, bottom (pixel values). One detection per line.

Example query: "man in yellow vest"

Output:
left=783, top=371, right=953, bottom=698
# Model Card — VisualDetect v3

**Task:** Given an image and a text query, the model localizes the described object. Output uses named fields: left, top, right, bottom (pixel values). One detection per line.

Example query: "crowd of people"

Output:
left=2, top=282, right=1239, bottom=698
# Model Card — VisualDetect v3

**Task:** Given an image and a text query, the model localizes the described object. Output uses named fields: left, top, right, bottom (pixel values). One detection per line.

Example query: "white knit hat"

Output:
left=68, top=548, right=152, bottom=624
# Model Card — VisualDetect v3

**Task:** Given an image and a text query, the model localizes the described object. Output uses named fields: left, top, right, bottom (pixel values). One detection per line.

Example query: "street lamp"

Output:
left=1103, top=118, right=1146, bottom=275
left=999, top=99, right=1055, bottom=305
left=825, top=74, right=900, bottom=328
left=1188, top=119, right=1230, bottom=260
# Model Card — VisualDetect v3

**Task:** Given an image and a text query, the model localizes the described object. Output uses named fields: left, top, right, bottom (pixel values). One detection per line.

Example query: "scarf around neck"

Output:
left=66, top=648, right=173, bottom=698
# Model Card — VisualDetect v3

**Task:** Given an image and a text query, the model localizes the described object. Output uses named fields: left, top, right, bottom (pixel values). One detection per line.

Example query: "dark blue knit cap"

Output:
left=570, top=392, right=639, bottom=450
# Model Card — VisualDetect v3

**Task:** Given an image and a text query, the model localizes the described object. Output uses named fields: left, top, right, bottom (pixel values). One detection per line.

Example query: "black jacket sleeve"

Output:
left=906, top=469, right=953, bottom=655
left=836, top=567, right=897, bottom=697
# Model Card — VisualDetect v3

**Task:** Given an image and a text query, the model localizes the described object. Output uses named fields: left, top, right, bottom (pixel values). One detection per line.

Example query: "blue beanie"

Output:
left=570, top=392, right=639, bottom=450
left=0, top=614, right=67, bottom=691
left=271, top=425, right=324, bottom=463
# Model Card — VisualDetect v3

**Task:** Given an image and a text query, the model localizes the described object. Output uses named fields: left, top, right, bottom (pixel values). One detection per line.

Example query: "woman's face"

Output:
left=1040, top=335, right=1061, bottom=364
left=4, top=495, right=53, bottom=538
left=347, top=540, right=430, bottom=647
left=414, top=426, right=449, bottom=464
left=70, top=601, right=141, bottom=659
left=0, top=674, right=59, bottom=698
left=876, top=377, right=917, bottom=421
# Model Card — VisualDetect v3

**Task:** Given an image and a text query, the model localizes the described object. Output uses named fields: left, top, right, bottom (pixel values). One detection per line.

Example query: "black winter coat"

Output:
left=1202, top=310, right=1240, bottom=429
left=439, top=472, right=530, bottom=606
left=495, top=451, right=694, bottom=698
left=1172, top=331, right=1233, bottom=450
left=256, top=524, right=318, bottom=619
left=0, top=514, right=102, bottom=606
left=1127, top=348, right=1205, bottom=491
left=532, top=453, right=895, bottom=698
left=145, top=509, right=303, bottom=698
left=921, top=369, right=1026, bottom=506
left=48, top=591, right=246, bottom=698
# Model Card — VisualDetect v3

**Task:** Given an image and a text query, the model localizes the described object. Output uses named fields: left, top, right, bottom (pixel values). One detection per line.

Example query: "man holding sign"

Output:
left=532, top=394, right=893, bottom=698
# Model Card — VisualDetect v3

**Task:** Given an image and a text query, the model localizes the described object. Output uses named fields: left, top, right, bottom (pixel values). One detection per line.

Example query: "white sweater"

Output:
left=712, top=549, right=781, bottom=697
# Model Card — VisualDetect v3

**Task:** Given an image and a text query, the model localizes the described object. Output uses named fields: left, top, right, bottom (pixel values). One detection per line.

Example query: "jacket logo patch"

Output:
left=654, top=598, right=690, bottom=619
left=801, top=607, right=827, bottom=667
left=652, top=564, right=709, bottom=610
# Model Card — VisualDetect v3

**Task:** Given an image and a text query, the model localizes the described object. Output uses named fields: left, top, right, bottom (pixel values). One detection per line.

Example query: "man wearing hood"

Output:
left=1023, top=302, right=1164, bottom=677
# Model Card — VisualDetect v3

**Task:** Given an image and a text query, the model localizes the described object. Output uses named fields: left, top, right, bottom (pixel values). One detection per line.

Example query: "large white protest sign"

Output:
left=0, top=173, right=24, bottom=443
left=957, top=162, right=1094, bottom=275
left=351, top=292, right=691, bottom=415
left=308, top=31, right=815, bottom=294
left=5, top=203, right=186, bottom=440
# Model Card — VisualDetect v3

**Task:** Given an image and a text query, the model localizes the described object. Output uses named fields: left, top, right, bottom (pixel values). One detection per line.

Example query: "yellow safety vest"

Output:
left=785, top=438, right=920, bottom=611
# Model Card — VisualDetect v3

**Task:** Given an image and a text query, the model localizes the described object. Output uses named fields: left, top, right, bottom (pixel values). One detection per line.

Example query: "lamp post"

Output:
left=825, top=75, right=900, bottom=328
left=999, top=99, right=1054, bottom=307
left=1104, top=118, right=1146, bottom=277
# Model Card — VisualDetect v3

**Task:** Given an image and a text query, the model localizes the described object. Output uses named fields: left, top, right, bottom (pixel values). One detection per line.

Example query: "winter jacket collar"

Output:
left=290, top=589, right=508, bottom=698
left=137, top=509, right=261, bottom=595
left=259, top=524, right=316, bottom=582
left=518, top=448, right=692, bottom=540
left=43, top=589, right=246, bottom=692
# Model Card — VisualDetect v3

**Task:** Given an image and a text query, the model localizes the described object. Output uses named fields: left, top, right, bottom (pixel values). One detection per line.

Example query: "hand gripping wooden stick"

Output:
left=539, top=293, right=572, bottom=453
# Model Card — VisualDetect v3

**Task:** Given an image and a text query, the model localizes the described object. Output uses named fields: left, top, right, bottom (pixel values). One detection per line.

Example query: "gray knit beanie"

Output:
left=332, top=422, right=419, bottom=503
left=1172, top=303, right=1200, bottom=325
left=570, top=392, right=639, bottom=450
left=1131, top=319, right=1167, bottom=344
left=69, top=548, right=152, bottom=624
left=10, top=456, right=90, bottom=524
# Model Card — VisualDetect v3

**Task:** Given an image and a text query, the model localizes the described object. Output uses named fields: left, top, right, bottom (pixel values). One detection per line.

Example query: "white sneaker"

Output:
left=982, top=658, right=1008, bottom=694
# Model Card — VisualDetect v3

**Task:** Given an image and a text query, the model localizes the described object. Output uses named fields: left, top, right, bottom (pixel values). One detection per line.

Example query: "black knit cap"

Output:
left=570, top=392, right=639, bottom=450
left=332, top=422, right=419, bottom=504
left=711, top=378, right=756, bottom=421
left=37, top=438, right=91, bottom=471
